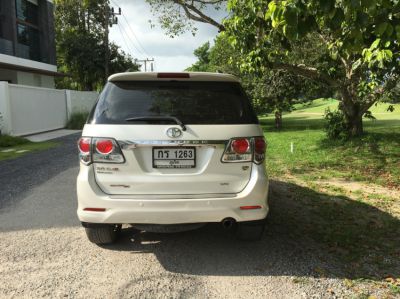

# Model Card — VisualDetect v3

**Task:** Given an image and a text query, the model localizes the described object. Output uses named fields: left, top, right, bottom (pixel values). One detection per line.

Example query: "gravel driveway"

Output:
left=0, top=134, right=361, bottom=298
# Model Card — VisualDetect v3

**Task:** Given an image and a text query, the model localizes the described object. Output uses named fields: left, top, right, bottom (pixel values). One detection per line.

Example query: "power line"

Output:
left=104, top=5, right=121, bottom=79
left=109, top=0, right=152, bottom=57
left=117, top=20, right=147, bottom=56
left=120, top=13, right=150, bottom=57
left=117, top=23, right=135, bottom=56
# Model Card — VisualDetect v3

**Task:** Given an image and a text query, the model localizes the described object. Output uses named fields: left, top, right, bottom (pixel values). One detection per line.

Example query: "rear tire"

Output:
left=84, top=224, right=120, bottom=245
left=236, top=218, right=266, bottom=241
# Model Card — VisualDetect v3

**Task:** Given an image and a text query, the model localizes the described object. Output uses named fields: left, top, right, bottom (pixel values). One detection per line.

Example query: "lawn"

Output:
left=261, top=99, right=400, bottom=187
left=0, top=135, right=58, bottom=161
left=262, top=99, right=400, bottom=295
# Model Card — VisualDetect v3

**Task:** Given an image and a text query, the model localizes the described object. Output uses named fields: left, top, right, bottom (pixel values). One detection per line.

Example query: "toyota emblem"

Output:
left=166, top=127, right=182, bottom=138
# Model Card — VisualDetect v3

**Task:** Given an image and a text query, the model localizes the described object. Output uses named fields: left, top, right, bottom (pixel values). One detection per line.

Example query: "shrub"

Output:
left=66, top=112, right=89, bottom=130
left=0, top=135, right=30, bottom=147
left=324, top=108, right=349, bottom=140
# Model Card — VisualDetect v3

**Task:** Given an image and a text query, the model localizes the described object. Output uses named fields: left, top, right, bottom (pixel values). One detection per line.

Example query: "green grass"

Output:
left=261, top=99, right=400, bottom=188
left=262, top=99, right=400, bottom=283
left=0, top=135, right=57, bottom=161
left=292, top=98, right=400, bottom=118
left=0, top=135, right=31, bottom=147
left=292, top=98, right=339, bottom=113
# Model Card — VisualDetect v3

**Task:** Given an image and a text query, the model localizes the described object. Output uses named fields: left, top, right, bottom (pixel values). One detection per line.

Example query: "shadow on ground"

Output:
left=102, top=180, right=400, bottom=281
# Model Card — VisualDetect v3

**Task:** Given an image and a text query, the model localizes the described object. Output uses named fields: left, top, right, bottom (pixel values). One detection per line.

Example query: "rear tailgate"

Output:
left=84, top=124, right=262, bottom=195
left=84, top=78, right=261, bottom=196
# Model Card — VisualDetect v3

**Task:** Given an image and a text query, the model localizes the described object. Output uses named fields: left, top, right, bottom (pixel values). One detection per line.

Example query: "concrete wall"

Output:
left=66, top=90, right=98, bottom=119
left=0, top=82, right=98, bottom=136
left=8, top=83, right=66, bottom=135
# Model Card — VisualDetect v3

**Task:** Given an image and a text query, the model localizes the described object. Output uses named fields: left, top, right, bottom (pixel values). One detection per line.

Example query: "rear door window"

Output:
left=88, top=81, right=258, bottom=125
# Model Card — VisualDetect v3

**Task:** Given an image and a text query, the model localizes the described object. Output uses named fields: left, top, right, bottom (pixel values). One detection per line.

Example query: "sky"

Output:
left=108, top=0, right=225, bottom=72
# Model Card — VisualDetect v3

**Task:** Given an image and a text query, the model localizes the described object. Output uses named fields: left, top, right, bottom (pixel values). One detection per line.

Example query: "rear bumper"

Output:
left=76, top=164, right=269, bottom=224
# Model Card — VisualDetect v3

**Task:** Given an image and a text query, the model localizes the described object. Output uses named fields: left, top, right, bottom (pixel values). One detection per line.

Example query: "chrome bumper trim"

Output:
left=118, top=139, right=227, bottom=149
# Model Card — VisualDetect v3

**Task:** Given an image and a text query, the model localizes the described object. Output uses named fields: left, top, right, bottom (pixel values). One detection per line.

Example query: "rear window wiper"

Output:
left=125, top=116, right=186, bottom=131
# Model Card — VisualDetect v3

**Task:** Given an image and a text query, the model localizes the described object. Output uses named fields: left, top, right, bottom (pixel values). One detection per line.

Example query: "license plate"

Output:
left=152, top=147, right=196, bottom=168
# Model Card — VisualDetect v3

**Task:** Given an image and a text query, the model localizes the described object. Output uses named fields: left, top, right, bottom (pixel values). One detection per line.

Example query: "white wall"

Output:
left=66, top=90, right=98, bottom=119
left=8, top=84, right=66, bottom=136
left=0, top=82, right=98, bottom=136
left=0, top=82, right=12, bottom=135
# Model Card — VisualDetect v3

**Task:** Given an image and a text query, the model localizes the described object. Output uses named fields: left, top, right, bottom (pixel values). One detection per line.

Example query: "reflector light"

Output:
left=254, top=137, right=266, bottom=154
left=96, top=139, right=114, bottom=154
left=231, top=138, right=250, bottom=154
left=157, top=73, right=190, bottom=78
left=240, top=205, right=262, bottom=210
left=83, top=208, right=106, bottom=212
left=78, top=138, right=91, bottom=153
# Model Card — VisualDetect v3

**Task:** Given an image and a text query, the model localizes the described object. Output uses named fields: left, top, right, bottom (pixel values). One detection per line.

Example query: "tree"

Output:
left=186, top=42, right=211, bottom=71
left=55, top=0, right=139, bottom=91
left=147, top=0, right=400, bottom=137
left=187, top=35, right=331, bottom=128
left=146, top=0, right=226, bottom=37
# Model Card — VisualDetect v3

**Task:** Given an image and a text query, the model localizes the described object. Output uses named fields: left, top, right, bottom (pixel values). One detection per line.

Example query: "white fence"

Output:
left=0, top=82, right=98, bottom=136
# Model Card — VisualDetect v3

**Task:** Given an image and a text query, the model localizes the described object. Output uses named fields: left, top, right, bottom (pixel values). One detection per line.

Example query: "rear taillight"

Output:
left=77, top=137, right=125, bottom=165
left=222, top=138, right=252, bottom=162
left=253, top=137, right=266, bottom=164
left=222, top=137, right=266, bottom=164
left=79, top=138, right=91, bottom=153
left=78, top=137, right=92, bottom=164
left=95, top=139, right=114, bottom=155
left=232, top=138, right=250, bottom=154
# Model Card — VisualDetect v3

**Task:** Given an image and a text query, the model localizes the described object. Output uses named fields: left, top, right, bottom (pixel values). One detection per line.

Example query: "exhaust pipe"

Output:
left=221, top=218, right=236, bottom=230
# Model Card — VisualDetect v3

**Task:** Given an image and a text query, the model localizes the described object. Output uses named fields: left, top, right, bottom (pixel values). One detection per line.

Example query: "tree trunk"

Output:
left=275, top=110, right=282, bottom=130
left=347, top=114, right=363, bottom=137
left=339, top=90, right=364, bottom=137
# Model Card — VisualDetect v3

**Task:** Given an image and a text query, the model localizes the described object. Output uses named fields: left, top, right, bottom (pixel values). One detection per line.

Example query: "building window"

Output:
left=16, top=23, right=40, bottom=61
left=16, top=0, right=38, bottom=26
left=15, top=0, right=41, bottom=62
left=0, top=1, right=5, bottom=38
left=0, top=2, right=14, bottom=55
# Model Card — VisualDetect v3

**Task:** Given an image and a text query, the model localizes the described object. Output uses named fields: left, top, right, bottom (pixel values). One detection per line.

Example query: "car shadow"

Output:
left=102, top=180, right=400, bottom=281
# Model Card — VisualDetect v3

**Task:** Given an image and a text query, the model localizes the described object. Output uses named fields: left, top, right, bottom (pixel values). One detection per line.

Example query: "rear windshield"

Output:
left=88, top=81, right=258, bottom=125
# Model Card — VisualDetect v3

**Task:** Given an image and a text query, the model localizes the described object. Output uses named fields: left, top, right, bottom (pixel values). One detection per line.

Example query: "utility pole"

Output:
left=104, top=4, right=121, bottom=80
left=137, top=58, right=155, bottom=72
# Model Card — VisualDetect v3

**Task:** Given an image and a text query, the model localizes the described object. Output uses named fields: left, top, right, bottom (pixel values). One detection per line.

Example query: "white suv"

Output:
left=77, top=72, right=269, bottom=244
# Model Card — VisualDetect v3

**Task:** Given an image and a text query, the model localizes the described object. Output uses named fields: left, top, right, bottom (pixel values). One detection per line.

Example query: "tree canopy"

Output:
left=148, top=0, right=400, bottom=137
left=187, top=35, right=331, bottom=128
left=146, top=0, right=226, bottom=37
left=55, top=0, right=139, bottom=91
